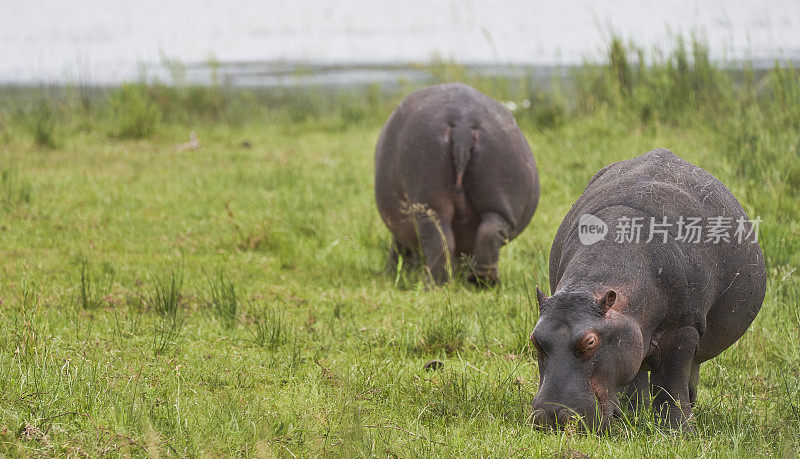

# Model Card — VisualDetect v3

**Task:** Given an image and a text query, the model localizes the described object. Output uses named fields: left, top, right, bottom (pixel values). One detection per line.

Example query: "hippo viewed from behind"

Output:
left=531, top=148, right=766, bottom=431
left=375, top=83, right=539, bottom=286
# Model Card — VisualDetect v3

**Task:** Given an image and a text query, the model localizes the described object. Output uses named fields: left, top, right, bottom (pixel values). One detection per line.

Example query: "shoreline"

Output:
left=1, top=56, right=797, bottom=90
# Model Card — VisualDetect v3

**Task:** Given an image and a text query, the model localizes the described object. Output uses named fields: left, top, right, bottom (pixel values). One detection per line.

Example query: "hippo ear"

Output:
left=598, top=290, right=617, bottom=314
left=535, top=286, right=547, bottom=310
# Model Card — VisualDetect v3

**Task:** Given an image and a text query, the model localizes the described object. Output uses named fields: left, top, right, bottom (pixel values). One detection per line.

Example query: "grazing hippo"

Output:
left=374, top=83, right=539, bottom=285
left=531, top=148, right=766, bottom=431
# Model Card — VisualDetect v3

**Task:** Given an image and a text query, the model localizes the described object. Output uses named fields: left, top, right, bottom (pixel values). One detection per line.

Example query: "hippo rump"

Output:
left=531, top=148, right=766, bottom=430
left=374, top=83, right=539, bottom=285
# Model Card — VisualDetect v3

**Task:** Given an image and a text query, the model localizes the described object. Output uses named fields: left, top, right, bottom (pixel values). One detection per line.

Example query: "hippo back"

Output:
left=375, top=83, right=539, bottom=239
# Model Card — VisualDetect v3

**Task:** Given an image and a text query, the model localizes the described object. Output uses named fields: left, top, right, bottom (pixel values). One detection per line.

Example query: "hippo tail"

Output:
left=450, top=124, right=477, bottom=194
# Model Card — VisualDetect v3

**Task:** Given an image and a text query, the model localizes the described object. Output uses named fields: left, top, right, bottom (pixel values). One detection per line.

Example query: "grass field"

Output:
left=1, top=38, right=799, bottom=456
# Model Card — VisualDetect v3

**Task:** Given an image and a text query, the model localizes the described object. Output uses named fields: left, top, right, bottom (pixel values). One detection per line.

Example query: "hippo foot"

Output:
left=386, top=241, right=418, bottom=274
left=657, top=403, right=694, bottom=433
left=663, top=417, right=695, bottom=434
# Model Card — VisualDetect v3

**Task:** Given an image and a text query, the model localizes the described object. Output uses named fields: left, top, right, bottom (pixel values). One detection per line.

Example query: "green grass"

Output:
left=0, top=37, right=799, bottom=456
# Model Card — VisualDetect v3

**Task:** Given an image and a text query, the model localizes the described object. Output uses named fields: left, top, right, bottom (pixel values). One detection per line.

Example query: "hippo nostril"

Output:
left=555, top=408, right=573, bottom=426
left=531, top=404, right=553, bottom=429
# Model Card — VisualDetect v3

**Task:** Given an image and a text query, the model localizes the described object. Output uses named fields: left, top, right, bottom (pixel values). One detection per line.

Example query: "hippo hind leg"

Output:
left=468, top=212, right=507, bottom=288
left=415, top=209, right=456, bottom=285
left=387, top=238, right=418, bottom=274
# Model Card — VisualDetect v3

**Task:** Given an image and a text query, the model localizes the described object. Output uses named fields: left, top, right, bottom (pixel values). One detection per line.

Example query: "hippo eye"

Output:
left=577, top=333, right=599, bottom=354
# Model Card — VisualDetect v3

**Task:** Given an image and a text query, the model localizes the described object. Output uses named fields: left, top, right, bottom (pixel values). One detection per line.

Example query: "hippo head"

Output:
left=530, top=287, right=644, bottom=431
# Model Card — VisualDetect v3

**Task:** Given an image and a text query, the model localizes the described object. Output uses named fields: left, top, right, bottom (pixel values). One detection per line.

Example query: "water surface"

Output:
left=2, top=0, right=799, bottom=86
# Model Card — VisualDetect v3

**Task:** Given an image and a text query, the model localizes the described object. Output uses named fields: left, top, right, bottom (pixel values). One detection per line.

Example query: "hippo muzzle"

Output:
left=530, top=351, right=614, bottom=431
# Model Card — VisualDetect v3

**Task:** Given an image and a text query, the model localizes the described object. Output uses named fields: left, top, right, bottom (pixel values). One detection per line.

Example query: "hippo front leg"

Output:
left=650, top=326, right=700, bottom=430
left=688, top=363, right=700, bottom=407
left=468, top=212, right=508, bottom=288
left=620, top=368, right=651, bottom=413
left=416, top=213, right=456, bottom=285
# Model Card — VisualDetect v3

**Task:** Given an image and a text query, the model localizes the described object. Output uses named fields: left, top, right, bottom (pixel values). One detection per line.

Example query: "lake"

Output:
left=2, top=0, right=799, bottom=86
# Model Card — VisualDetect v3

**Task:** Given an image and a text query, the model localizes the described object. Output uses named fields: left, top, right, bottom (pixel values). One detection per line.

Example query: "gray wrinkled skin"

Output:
left=375, top=83, right=539, bottom=285
left=532, top=148, right=766, bottom=431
